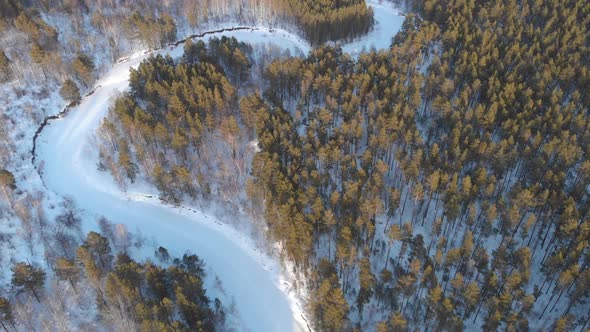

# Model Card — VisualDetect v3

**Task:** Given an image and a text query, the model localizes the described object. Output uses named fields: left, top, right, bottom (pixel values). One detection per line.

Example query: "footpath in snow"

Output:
left=33, top=2, right=405, bottom=331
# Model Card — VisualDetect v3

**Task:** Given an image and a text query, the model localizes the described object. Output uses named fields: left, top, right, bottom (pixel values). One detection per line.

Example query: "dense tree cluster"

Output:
left=241, top=0, right=590, bottom=328
left=98, top=0, right=590, bottom=328
left=275, top=0, right=375, bottom=45
left=99, top=37, right=251, bottom=200
left=13, top=10, right=58, bottom=48
left=0, top=0, right=376, bottom=123
left=124, top=11, right=177, bottom=49
left=1, top=0, right=375, bottom=56
left=3, top=0, right=589, bottom=330
left=70, top=52, right=95, bottom=87
left=4, top=231, right=224, bottom=331
left=0, top=49, right=10, bottom=81
left=59, top=78, right=81, bottom=103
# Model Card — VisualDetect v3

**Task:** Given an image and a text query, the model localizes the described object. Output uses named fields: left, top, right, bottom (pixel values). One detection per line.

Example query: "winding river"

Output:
left=33, top=3, right=404, bottom=331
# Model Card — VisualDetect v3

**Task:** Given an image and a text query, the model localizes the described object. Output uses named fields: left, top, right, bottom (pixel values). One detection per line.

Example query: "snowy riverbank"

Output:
left=30, top=2, right=405, bottom=331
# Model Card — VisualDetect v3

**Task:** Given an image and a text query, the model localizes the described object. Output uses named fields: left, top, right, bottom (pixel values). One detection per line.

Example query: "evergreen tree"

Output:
left=59, top=78, right=81, bottom=103
left=78, top=231, right=113, bottom=271
left=29, top=42, right=48, bottom=65
left=11, top=263, right=46, bottom=302
left=0, top=169, right=16, bottom=190
left=54, top=257, right=81, bottom=289
left=0, top=49, right=10, bottom=81
left=0, top=297, right=14, bottom=331
left=71, top=52, right=95, bottom=86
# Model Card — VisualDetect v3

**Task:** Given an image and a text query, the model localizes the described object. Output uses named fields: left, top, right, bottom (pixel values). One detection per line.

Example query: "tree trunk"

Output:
left=31, top=287, right=41, bottom=303
left=383, top=244, right=392, bottom=271
left=399, top=186, right=409, bottom=227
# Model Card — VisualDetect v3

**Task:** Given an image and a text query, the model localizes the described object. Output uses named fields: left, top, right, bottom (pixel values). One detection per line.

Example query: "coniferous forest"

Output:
left=1, top=0, right=590, bottom=331
left=279, top=0, right=374, bottom=44
left=94, top=0, right=590, bottom=329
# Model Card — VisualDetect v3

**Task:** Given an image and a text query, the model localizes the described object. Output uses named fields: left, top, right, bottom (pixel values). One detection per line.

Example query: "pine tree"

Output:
left=80, top=231, right=113, bottom=270
left=30, top=43, right=48, bottom=65
left=0, top=50, right=10, bottom=81
left=0, top=297, right=14, bottom=331
left=59, top=78, right=81, bottom=103
left=159, top=13, right=176, bottom=45
left=357, top=257, right=376, bottom=320
left=0, top=169, right=16, bottom=191
left=54, top=257, right=81, bottom=290
left=11, top=263, right=46, bottom=302
left=390, top=311, right=408, bottom=332
left=71, top=52, right=95, bottom=86
left=384, top=224, right=401, bottom=270
left=239, top=93, right=265, bottom=138
left=324, top=286, right=349, bottom=331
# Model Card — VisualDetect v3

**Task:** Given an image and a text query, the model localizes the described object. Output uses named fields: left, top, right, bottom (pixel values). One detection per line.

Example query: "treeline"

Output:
left=99, top=36, right=252, bottom=200
left=1, top=229, right=224, bottom=331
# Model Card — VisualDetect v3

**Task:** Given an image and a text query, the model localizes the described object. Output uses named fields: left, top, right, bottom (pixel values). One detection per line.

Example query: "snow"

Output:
left=12, top=3, right=406, bottom=332
left=341, top=0, right=405, bottom=56
left=36, top=28, right=312, bottom=332
left=206, top=26, right=311, bottom=57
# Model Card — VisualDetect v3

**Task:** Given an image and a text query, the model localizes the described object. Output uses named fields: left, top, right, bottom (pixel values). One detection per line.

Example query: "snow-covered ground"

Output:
left=30, top=4, right=405, bottom=332
left=35, top=29, right=309, bottom=332
left=342, top=0, right=405, bottom=56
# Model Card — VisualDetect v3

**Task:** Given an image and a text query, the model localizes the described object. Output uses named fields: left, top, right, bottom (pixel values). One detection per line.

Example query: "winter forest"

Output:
left=1, top=0, right=589, bottom=331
